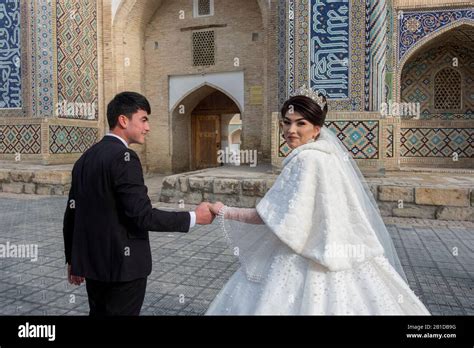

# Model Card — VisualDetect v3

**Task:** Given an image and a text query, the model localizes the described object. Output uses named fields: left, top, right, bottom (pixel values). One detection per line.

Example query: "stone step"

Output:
left=160, top=174, right=474, bottom=222
left=1, top=164, right=473, bottom=222
left=0, top=168, right=71, bottom=196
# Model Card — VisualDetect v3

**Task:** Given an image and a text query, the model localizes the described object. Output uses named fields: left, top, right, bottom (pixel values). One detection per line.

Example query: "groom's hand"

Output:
left=67, top=264, right=85, bottom=286
left=195, top=202, right=215, bottom=225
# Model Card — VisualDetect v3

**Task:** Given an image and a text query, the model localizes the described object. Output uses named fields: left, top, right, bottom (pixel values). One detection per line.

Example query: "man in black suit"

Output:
left=63, top=92, right=215, bottom=316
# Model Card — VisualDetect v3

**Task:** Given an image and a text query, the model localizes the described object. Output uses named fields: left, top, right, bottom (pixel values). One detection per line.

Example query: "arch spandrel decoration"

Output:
left=397, top=9, right=473, bottom=64
left=395, top=13, right=474, bottom=102
left=394, top=8, right=473, bottom=168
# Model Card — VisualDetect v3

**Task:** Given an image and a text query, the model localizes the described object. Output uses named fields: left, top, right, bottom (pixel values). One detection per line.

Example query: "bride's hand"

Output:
left=209, top=202, right=225, bottom=215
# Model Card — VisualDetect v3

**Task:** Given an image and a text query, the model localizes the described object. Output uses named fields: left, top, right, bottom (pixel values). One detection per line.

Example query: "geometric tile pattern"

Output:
left=398, top=9, right=474, bottom=62
left=287, top=0, right=295, bottom=97
left=0, top=0, right=22, bottom=108
left=326, top=121, right=379, bottom=159
left=49, top=126, right=98, bottom=154
left=277, top=0, right=288, bottom=106
left=279, top=120, right=379, bottom=159
left=296, top=0, right=309, bottom=90
left=30, top=0, right=54, bottom=117
left=385, top=125, right=393, bottom=158
left=400, top=128, right=473, bottom=158
left=339, top=0, right=367, bottom=111
left=364, top=0, right=388, bottom=111
left=56, top=0, right=98, bottom=120
left=385, top=0, right=395, bottom=103
left=0, top=125, right=41, bottom=154
left=310, top=0, right=350, bottom=99
left=401, top=43, right=474, bottom=119
left=278, top=131, right=291, bottom=157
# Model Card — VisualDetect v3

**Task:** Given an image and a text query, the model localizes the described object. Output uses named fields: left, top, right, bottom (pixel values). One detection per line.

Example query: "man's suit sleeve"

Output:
left=63, top=167, right=76, bottom=265
left=112, top=149, right=191, bottom=232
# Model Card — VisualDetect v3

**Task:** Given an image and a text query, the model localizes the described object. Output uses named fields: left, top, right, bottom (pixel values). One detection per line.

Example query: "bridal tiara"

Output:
left=291, top=85, right=327, bottom=110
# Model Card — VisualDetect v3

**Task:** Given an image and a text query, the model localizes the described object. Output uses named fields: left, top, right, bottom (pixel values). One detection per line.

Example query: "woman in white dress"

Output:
left=205, top=88, right=430, bottom=315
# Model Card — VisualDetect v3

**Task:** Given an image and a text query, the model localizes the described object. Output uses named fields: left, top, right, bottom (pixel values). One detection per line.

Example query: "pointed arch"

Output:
left=169, top=72, right=244, bottom=113
left=398, top=20, right=474, bottom=70
left=396, top=20, right=474, bottom=102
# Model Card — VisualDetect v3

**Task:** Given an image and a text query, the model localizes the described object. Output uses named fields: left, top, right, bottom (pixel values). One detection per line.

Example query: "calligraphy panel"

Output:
left=0, top=0, right=22, bottom=108
left=310, top=0, right=350, bottom=99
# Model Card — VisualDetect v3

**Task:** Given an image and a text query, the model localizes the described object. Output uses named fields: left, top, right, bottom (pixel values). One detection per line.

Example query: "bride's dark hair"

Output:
left=280, top=95, right=328, bottom=127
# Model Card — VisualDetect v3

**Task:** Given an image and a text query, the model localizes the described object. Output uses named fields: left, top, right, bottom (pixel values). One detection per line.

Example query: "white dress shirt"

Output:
left=105, top=132, right=128, bottom=148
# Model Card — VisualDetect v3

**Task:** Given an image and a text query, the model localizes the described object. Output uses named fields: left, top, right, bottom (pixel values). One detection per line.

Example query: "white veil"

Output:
left=318, top=127, right=407, bottom=281
left=218, top=127, right=407, bottom=283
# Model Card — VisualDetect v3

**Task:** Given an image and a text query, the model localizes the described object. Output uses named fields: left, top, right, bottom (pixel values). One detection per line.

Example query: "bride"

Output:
left=205, top=88, right=430, bottom=315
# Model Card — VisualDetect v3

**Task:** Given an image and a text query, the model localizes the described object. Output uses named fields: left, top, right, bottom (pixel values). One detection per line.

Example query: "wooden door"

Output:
left=193, top=115, right=221, bottom=169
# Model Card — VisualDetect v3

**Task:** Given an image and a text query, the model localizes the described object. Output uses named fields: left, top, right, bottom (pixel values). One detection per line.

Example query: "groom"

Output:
left=63, top=92, right=215, bottom=316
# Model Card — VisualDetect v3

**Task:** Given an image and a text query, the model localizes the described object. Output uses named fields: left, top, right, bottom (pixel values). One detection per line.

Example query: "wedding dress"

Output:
left=205, top=128, right=430, bottom=315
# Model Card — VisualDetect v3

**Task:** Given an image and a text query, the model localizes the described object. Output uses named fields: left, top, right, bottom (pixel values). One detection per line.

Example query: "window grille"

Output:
left=434, top=68, right=462, bottom=111
left=192, top=30, right=215, bottom=66
left=194, top=0, right=214, bottom=17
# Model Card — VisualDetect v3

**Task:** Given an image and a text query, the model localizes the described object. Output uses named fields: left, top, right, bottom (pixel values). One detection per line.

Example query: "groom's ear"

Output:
left=117, top=114, right=129, bottom=129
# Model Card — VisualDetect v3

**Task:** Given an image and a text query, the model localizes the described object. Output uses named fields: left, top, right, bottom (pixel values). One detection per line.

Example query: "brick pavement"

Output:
left=0, top=194, right=472, bottom=315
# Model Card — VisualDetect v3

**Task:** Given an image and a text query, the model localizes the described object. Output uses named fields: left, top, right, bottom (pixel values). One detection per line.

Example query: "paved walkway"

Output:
left=0, top=194, right=472, bottom=315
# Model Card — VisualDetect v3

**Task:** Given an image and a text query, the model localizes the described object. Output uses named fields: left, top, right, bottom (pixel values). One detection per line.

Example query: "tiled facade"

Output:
left=0, top=124, right=41, bottom=154
left=30, top=0, right=54, bottom=118
left=56, top=0, right=98, bottom=120
left=394, top=6, right=473, bottom=168
left=397, top=8, right=473, bottom=62
left=0, top=0, right=472, bottom=170
left=0, top=0, right=22, bottom=109
left=400, top=127, right=473, bottom=158
left=49, top=125, right=98, bottom=154
left=0, top=0, right=105, bottom=164
left=276, top=0, right=473, bottom=169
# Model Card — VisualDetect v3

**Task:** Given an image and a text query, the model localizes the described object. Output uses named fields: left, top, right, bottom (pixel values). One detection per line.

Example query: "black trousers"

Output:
left=85, top=277, right=147, bottom=316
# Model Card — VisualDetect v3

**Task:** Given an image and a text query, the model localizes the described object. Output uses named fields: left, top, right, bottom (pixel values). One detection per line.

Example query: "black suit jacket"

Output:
left=63, top=136, right=191, bottom=282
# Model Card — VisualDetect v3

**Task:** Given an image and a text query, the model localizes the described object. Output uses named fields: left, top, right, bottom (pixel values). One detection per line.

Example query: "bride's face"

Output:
left=282, top=112, right=321, bottom=149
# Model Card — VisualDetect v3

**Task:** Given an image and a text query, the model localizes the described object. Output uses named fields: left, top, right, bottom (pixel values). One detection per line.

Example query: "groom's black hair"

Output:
left=107, top=91, right=151, bottom=129
left=280, top=95, right=328, bottom=127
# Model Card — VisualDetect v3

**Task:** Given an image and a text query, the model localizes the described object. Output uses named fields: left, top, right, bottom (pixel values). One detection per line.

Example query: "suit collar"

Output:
left=104, top=133, right=128, bottom=148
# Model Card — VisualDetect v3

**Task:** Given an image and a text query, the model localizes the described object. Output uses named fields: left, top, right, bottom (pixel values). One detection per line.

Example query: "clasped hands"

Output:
left=195, top=201, right=224, bottom=225
left=67, top=201, right=225, bottom=285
